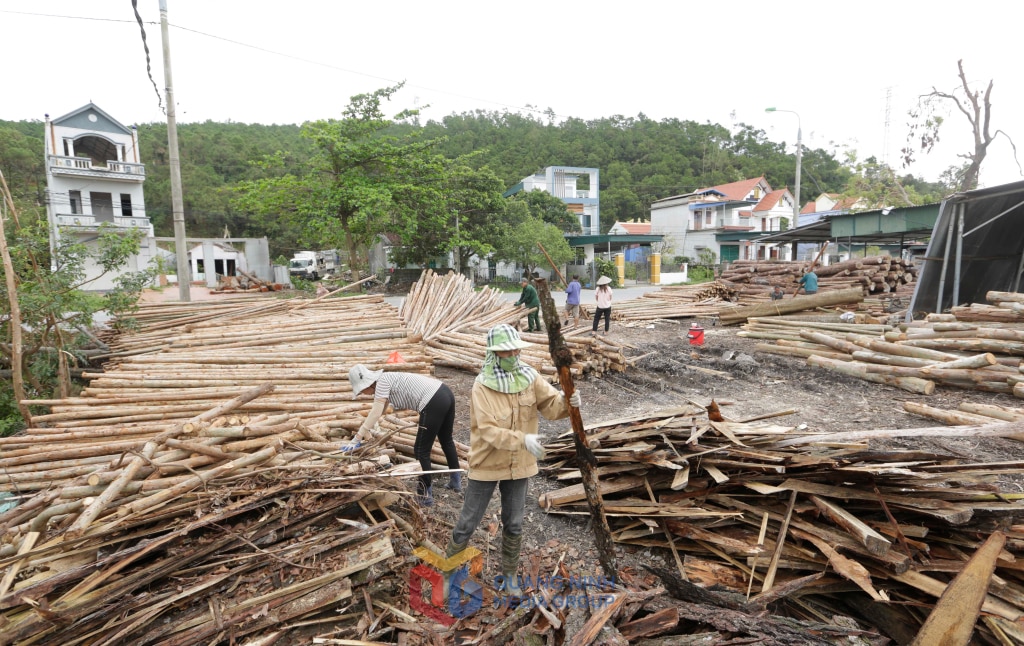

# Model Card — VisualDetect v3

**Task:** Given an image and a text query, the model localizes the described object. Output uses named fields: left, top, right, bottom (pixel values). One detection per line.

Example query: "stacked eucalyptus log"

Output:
left=747, top=313, right=1024, bottom=397
left=950, top=291, right=1024, bottom=323
left=6, top=296, right=471, bottom=498
left=400, top=270, right=630, bottom=377
left=721, top=256, right=917, bottom=297
left=538, top=405, right=1024, bottom=644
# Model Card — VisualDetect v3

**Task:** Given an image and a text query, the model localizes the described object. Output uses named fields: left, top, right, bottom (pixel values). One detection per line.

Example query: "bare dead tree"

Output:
left=902, top=59, right=1021, bottom=191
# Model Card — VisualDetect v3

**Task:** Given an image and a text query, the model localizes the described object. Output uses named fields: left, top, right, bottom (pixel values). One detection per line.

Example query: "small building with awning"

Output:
left=755, top=203, right=940, bottom=263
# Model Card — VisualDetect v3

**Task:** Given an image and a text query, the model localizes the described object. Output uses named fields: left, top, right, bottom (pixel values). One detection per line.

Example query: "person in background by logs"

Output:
left=770, top=285, right=785, bottom=301
left=592, top=275, right=613, bottom=336
left=563, top=274, right=582, bottom=328
left=514, top=277, right=541, bottom=332
left=445, top=324, right=581, bottom=598
left=348, top=364, right=462, bottom=506
left=797, top=268, right=819, bottom=296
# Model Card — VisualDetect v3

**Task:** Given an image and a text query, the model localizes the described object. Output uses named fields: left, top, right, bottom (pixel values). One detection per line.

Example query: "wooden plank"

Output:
left=910, top=531, right=1007, bottom=645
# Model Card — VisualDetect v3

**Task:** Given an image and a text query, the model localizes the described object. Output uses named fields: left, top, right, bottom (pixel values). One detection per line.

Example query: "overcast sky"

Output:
left=3, top=1, right=1022, bottom=190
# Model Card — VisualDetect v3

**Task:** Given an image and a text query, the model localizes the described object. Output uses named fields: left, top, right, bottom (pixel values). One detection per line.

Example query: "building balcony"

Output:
left=48, top=156, right=145, bottom=181
left=55, top=212, right=151, bottom=231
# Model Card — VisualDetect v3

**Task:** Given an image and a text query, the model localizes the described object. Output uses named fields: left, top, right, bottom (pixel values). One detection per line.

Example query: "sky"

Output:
left=2, top=0, right=1023, bottom=192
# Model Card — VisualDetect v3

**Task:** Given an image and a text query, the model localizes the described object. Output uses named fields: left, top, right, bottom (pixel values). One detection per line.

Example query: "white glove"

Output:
left=524, top=434, right=546, bottom=460
left=569, top=391, right=581, bottom=408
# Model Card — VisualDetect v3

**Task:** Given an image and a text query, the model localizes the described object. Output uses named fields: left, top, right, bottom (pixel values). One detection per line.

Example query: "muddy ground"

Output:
left=415, top=314, right=1024, bottom=634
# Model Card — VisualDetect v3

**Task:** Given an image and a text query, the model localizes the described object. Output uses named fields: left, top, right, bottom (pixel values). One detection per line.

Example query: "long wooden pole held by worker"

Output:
left=793, top=241, right=830, bottom=296
left=534, top=277, right=618, bottom=578
left=536, top=242, right=568, bottom=287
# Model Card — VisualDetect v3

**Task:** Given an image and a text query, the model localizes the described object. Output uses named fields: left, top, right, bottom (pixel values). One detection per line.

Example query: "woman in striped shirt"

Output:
left=349, top=364, right=462, bottom=506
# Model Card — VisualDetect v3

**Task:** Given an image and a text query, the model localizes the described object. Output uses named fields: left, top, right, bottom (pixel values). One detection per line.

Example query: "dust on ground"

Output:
left=419, top=314, right=1024, bottom=600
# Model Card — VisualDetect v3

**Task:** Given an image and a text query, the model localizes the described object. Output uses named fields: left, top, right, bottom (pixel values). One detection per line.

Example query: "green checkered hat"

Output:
left=485, top=324, right=532, bottom=352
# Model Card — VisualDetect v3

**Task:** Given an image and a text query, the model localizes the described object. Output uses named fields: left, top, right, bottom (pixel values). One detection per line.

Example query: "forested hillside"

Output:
left=0, top=109, right=948, bottom=256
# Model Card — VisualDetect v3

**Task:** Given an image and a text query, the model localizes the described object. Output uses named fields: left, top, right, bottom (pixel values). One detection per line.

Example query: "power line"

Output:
left=131, top=0, right=164, bottom=115
left=1, top=8, right=570, bottom=121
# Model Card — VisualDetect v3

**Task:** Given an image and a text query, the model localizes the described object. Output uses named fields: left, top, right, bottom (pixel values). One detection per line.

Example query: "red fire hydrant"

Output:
left=686, top=323, right=705, bottom=346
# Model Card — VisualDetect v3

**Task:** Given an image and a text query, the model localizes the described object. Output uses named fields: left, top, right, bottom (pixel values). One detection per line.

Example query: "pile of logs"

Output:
left=0, top=433, right=431, bottom=644
left=611, top=284, right=739, bottom=323
left=951, top=291, right=1024, bottom=323
left=538, top=405, right=1024, bottom=644
left=0, top=295, right=493, bottom=643
left=721, top=256, right=918, bottom=297
left=750, top=296, right=1024, bottom=396
left=400, top=270, right=631, bottom=378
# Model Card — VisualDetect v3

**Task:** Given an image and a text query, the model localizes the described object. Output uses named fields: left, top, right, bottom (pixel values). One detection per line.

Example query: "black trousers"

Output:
left=592, top=307, right=611, bottom=332
left=414, top=384, right=460, bottom=490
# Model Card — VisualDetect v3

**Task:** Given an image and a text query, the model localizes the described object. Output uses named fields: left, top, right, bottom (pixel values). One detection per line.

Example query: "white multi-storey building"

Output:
left=650, top=176, right=794, bottom=262
left=43, top=103, right=158, bottom=290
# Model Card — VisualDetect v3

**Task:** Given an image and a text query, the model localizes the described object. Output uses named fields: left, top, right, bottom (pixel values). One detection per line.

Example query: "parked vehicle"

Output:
left=288, top=250, right=337, bottom=280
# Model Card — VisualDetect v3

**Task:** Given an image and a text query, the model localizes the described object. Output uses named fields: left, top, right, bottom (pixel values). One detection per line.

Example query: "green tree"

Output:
left=233, top=84, right=446, bottom=270
left=0, top=178, right=153, bottom=432
left=492, top=201, right=573, bottom=278
left=508, top=189, right=580, bottom=233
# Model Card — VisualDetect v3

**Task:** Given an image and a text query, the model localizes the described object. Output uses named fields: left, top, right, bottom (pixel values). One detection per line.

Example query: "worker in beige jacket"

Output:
left=445, top=324, right=580, bottom=598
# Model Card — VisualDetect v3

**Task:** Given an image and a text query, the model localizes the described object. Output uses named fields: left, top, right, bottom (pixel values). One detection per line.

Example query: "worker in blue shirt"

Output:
left=797, top=269, right=819, bottom=295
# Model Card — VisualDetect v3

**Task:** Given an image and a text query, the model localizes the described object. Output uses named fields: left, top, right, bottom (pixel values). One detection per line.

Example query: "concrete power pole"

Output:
left=159, top=0, right=191, bottom=301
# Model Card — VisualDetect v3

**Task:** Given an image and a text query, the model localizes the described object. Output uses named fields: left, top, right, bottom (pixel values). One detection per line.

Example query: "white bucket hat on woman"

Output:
left=596, top=276, right=612, bottom=286
left=485, top=324, right=532, bottom=352
left=349, top=364, right=383, bottom=399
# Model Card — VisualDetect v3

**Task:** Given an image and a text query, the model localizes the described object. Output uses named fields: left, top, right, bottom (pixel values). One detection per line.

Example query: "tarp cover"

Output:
left=909, top=180, right=1024, bottom=317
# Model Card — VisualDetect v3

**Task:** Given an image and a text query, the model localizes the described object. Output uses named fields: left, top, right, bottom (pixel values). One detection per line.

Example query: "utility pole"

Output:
left=159, top=0, right=190, bottom=301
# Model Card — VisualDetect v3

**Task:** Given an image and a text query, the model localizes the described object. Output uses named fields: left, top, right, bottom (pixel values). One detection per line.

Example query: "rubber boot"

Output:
left=499, top=532, right=524, bottom=597
left=445, top=472, right=462, bottom=492
left=417, top=480, right=434, bottom=507
left=445, top=538, right=468, bottom=559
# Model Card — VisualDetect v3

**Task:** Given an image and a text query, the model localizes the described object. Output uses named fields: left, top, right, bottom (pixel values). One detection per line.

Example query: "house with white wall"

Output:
left=650, top=177, right=793, bottom=263
left=43, top=103, right=158, bottom=290
left=504, top=166, right=600, bottom=235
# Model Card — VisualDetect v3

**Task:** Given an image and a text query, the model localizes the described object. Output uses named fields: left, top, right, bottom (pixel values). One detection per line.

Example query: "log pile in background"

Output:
left=721, top=255, right=918, bottom=297
left=612, top=284, right=740, bottom=323
left=951, top=291, right=1024, bottom=324
left=538, top=405, right=1024, bottom=644
left=400, top=270, right=630, bottom=378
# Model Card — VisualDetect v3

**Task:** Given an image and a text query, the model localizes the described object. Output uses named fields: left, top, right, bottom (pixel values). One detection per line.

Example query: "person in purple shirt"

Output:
left=563, top=275, right=582, bottom=328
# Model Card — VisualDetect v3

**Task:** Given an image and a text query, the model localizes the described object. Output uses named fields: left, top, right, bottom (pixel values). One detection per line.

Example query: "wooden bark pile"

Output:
left=538, top=405, right=1024, bottom=644
left=722, top=256, right=917, bottom=296
left=749, top=315, right=1024, bottom=396
left=399, top=270, right=631, bottom=378
left=0, top=447, right=445, bottom=645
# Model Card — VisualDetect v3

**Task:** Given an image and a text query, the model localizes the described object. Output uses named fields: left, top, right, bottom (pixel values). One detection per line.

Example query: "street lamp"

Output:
left=765, top=107, right=802, bottom=223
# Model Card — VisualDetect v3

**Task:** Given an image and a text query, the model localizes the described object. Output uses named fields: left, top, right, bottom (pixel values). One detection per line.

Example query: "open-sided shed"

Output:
left=909, top=180, right=1024, bottom=317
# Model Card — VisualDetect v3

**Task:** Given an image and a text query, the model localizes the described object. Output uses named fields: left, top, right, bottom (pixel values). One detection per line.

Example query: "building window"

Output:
left=705, top=211, right=713, bottom=226
left=120, top=194, right=133, bottom=217
left=69, top=190, right=82, bottom=215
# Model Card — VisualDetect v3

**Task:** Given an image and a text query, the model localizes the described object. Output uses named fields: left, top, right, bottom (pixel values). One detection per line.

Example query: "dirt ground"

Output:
left=416, top=313, right=1024, bottom=624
